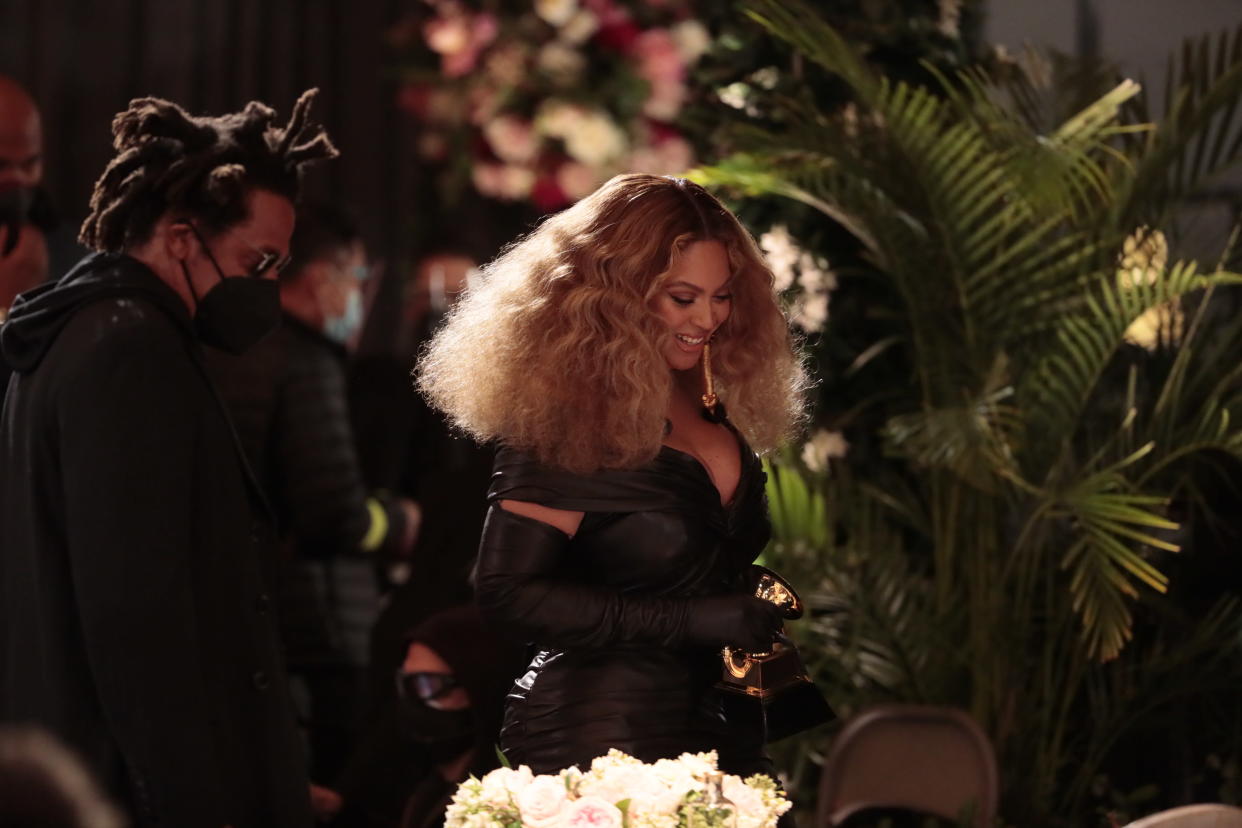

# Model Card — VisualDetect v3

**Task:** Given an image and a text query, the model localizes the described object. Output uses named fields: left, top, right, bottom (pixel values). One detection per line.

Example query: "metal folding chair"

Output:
left=1124, top=804, right=1242, bottom=828
left=816, top=704, right=999, bottom=827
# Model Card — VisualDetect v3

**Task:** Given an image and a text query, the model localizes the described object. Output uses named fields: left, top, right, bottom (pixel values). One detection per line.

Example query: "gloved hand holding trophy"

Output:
left=716, top=565, right=835, bottom=742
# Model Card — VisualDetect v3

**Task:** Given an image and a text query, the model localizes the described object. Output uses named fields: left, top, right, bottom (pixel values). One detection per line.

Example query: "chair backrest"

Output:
left=1124, top=804, right=1242, bottom=828
left=816, top=704, right=999, bottom=828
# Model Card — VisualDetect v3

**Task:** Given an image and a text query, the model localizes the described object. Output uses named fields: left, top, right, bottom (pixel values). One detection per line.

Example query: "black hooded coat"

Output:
left=0, top=252, right=312, bottom=828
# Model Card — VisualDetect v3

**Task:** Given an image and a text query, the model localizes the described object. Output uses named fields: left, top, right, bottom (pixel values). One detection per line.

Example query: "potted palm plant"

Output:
left=692, top=2, right=1242, bottom=823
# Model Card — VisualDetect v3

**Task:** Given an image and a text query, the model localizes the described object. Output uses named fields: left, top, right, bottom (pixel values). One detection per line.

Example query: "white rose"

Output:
left=563, top=796, right=624, bottom=828
left=559, top=9, right=599, bottom=44
left=497, top=165, right=536, bottom=200
left=535, top=0, right=578, bottom=27
left=671, top=20, right=711, bottom=64
left=538, top=42, right=587, bottom=83
left=564, top=111, right=628, bottom=166
left=625, top=775, right=685, bottom=819
left=579, top=763, right=648, bottom=807
left=471, top=163, right=506, bottom=198
left=536, top=100, right=584, bottom=139
left=478, top=765, right=533, bottom=807
left=484, top=116, right=540, bottom=164
left=651, top=759, right=702, bottom=798
left=516, top=775, right=569, bottom=828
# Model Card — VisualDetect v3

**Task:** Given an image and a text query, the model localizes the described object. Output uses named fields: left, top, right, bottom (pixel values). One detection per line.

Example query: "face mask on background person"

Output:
left=0, top=186, right=33, bottom=256
left=323, top=285, right=363, bottom=344
left=396, top=668, right=476, bottom=761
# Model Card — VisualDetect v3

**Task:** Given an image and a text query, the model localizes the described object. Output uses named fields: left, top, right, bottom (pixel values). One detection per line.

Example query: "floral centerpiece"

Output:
left=391, top=0, right=711, bottom=212
left=446, top=749, right=792, bottom=828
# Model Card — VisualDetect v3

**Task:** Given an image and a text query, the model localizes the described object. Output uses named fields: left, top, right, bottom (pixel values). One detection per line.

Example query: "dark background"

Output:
left=3, top=0, right=1239, bottom=273
left=0, top=0, right=416, bottom=267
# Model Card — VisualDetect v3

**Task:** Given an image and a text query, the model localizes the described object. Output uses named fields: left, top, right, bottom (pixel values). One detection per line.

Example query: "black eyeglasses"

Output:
left=248, top=248, right=293, bottom=278
left=183, top=221, right=291, bottom=278
left=396, top=670, right=460, bottom=703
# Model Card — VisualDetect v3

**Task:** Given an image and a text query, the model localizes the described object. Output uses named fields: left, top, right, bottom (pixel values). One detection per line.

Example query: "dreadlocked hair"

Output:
left=79, top=88, right=338, bottom=251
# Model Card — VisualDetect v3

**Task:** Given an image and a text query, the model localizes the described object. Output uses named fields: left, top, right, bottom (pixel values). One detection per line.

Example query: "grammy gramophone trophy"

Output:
left=716, top=565, right=835, bottom=742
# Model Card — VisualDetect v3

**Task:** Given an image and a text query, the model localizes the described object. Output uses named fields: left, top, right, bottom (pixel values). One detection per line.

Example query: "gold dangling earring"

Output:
left=701, top=341, right=726, bottom=423
left=701, top=342, right=718, bottom=412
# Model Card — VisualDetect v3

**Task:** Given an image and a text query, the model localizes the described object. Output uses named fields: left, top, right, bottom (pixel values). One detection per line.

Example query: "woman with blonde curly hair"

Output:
left=417, top=173, right=808, bottom=777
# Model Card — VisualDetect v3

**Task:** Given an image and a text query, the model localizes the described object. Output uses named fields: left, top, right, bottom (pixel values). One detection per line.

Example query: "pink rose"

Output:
left=642, top=78, right=686, bottom=121
left=555, top=162, right=601, bottom=201
left=516, top=775, right=569, bottom=828
left=425, top=10, right=499, bottom=78
left=564, top=797, right=624, bottom=828
left=484, top=116, right=540, bottom=164
left=634, top=29, right=685, bottom=84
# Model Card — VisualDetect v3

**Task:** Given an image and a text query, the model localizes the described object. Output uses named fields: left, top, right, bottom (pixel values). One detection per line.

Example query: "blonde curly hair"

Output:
left=417, top=173, right=808, bottom=473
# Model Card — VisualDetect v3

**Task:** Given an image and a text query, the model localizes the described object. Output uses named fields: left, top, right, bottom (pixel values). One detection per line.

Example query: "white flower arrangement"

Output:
left=445, top=749, right=791, bottom=828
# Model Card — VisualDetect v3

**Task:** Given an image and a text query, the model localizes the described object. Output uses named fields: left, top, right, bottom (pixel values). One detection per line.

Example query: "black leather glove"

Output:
left=475, top=504, right=713, bottom=649
left=683, top=594, right=784, bottom=652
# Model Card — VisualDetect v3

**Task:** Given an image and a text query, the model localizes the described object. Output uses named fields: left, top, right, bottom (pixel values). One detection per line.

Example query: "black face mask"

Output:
left=398, top=699, right=476, bottom=761
left=180, top=226, right=282, bottom=354
left=0, top=187, right=34, bottom=256
left=0, top=187, right=58, bottom=256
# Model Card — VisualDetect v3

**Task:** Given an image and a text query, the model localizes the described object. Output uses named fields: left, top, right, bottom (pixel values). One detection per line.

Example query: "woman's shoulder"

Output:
left=488, top=444, right=711, bottom=513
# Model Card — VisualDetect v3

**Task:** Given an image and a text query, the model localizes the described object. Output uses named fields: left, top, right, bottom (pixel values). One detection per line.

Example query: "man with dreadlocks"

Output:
left=0, top=90, right=337, bottom=828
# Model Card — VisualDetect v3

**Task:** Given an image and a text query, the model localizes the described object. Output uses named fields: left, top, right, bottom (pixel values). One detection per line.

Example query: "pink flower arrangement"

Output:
left=394, top=0, right=709, bottom=212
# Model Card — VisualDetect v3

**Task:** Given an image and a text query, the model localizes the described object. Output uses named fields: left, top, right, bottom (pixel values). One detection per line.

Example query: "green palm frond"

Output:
left=763, top=458, right=829, bottom=550
left=1020, top=263, right=1242, bottom=454
left=1119, top=25, right=1242, bottom=224
left=688, top=151, right=882, bottom=255
left=1039, top=446, right=1175, bottom=660
left=743, top=1, right=877, bottom=103
left=882, top=385, right=1022, bottom=492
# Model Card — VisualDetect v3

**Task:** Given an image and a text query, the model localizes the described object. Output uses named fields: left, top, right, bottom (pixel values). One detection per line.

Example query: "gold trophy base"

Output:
left=717, top=640, right=836, bottom=742
left=718, top=640, right=811, bottom=699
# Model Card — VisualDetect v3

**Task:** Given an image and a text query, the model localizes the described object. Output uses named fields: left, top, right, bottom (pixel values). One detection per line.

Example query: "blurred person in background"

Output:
left=206, top=202, right=421, bottom=815
left=0, top=75, right=54, bottom=392
left=338, top=245, right=496, bottom=827
left=0, top=725, right=126, bottom=828
left=395, top=606, right=524, bottom=828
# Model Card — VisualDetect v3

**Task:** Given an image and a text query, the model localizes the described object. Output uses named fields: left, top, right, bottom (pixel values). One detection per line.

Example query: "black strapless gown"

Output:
left=482, top=436, right=774, bottom=777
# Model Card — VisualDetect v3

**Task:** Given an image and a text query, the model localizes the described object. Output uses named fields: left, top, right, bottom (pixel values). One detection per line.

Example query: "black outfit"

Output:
left=475, top=437, right=778, bottom=777
left=206, top=314, right=408, bottom=785
left=0, top=253, right=312, bottom=827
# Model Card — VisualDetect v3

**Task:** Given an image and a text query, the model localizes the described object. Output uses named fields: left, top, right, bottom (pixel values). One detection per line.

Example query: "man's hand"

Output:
left=396, top=497, right=422, bottom=557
